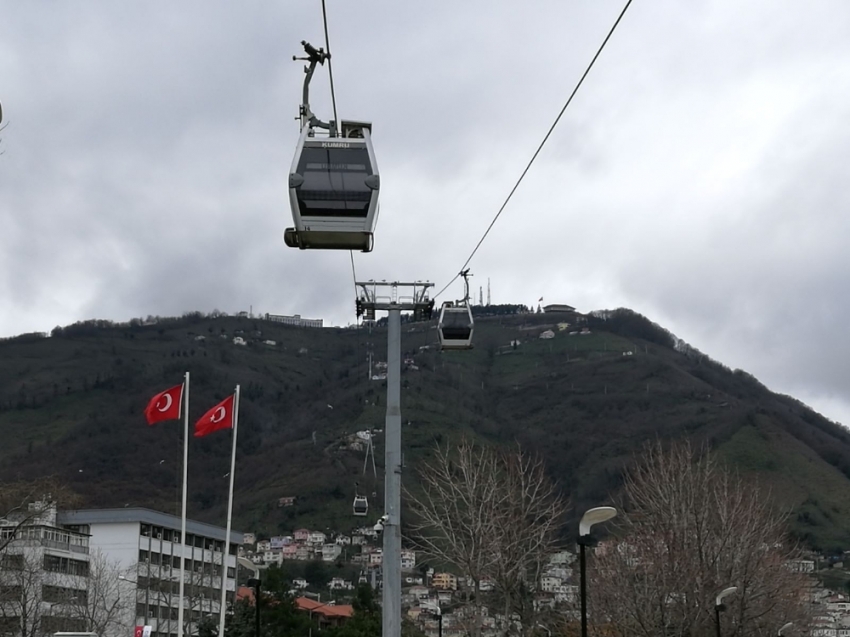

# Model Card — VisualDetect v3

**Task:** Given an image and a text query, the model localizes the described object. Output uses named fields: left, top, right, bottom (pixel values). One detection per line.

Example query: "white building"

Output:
left=321, top=544, right=342, bottom=562
left=0, top=502, right=92, bottom=636
left=58, top=508, right=242, bottom=637
left=307, top=531, right=327, bottom=546
left=400, top=549, right=416, bottom=571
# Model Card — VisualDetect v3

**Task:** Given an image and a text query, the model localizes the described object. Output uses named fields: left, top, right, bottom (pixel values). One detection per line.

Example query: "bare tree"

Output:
left=0, top=551, right=45, bottom=637
left=406, top=439, right=567, bottom=637
left=0, top=482, right=79, bottom=556
left=406, top=440, right=505, bottom=637
left=57, top=550, right=134, bottom=637
left=489, top=447, right=567, bottom=637
left=591, top=441, right=812, bottom=637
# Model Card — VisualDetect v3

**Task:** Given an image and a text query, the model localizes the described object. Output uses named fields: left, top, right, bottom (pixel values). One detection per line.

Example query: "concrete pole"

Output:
left=382, top=308, right=402, bottom=637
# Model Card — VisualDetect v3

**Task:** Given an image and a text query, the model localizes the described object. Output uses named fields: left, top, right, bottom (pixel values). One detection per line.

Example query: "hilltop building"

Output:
left=264, top=313, right=323, bottom=328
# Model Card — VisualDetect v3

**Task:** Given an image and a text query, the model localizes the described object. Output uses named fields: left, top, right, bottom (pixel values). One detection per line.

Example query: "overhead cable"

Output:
left=434, top=0, right=634, bottom=300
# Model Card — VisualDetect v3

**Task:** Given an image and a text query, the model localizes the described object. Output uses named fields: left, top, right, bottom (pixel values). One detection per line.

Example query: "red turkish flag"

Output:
left=194, top=395, right=235, bottom=438
left=144, top=384, right=184, bottom=425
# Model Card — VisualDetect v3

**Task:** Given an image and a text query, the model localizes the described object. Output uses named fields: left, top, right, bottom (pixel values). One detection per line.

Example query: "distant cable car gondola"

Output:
left=438, top=303, right=474, bottom=350
left=353, top=495, right=368, bottom=516
left=438, top=270, right=474, bottom=350
left=285, top=41, right=380, bottom=252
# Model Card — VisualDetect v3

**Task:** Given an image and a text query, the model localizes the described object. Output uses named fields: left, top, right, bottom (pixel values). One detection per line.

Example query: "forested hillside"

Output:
left=2, top=309, right=849, bottom=550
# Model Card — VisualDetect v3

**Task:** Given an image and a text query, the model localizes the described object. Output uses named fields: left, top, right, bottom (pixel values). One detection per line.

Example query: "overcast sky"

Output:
left=2, top=1, right=849, bottom=426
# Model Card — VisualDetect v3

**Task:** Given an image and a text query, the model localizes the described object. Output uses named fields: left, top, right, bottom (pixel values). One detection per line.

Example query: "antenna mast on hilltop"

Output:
left=487, top=278, right=491, bottom=306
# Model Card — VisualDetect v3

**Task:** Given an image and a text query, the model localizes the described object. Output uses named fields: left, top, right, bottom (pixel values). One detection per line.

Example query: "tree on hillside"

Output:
left=406, top=439, right=567, bottom=637
left=225, top=565, right=311, bottom=637
left=590, top=441, right=812, bottom=637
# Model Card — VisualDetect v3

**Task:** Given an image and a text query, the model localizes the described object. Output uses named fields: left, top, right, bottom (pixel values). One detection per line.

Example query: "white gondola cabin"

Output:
left=353, top=495, right=369, bottom=517
left=438, top=302, right=474, bottom=350
left=285, top=121, right=380, bottom=252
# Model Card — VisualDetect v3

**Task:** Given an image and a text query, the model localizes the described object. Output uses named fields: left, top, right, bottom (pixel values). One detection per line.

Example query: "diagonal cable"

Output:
left=434, top=0, right=634, bottom=299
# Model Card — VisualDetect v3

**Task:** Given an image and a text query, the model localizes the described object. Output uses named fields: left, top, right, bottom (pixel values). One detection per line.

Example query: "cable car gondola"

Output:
left=285, top=41, right=380, bottom=252
left=438, top=302, right=474, bottom=350
left=286, top=121, right=380, bottom=252
left=438, top=270, right=474, bottom=350
left=353, top=495, right=368, bottom=517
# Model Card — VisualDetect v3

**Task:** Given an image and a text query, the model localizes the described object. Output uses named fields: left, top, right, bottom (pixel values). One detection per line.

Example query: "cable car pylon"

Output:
left=355, top=280, right=433, bottom=637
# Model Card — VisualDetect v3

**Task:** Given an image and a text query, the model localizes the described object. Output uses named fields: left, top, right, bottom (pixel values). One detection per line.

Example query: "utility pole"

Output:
left=356, top=280, right=434, bottom=637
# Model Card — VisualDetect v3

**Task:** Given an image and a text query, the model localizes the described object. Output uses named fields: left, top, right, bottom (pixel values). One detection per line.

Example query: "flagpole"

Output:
left=177, top=372, right=190, bottom=637
left=218, top=385, right=240, bottom=637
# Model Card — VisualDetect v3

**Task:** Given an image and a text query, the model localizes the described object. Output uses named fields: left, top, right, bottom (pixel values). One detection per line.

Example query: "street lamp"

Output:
left=247, top=578, right=261, bottom=637
left=714, top=586, right=737, bottom=637
left=119, top=574, right=149, bottom=627
left=578, top=506, right=617, bottom=637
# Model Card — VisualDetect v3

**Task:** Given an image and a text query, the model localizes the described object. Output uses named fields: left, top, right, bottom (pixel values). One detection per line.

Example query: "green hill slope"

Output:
left=1, top=309, right=849, bottom=550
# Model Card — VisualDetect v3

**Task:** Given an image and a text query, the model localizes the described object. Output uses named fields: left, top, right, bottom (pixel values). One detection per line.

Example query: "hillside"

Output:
left=1, top=309, right=849, bottom=551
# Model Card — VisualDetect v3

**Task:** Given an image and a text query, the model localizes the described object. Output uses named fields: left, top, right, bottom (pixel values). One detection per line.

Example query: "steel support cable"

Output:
left=434, top=0, right=634, bottom=300
left=321, top=0, right=339, bottom=135
left=319, top=0, right=358, bottom=310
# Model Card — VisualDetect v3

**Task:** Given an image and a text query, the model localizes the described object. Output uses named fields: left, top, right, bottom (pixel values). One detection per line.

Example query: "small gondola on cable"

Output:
left=438, top=270, right=474, bottom=350
left=285, top=41, right=380, bottom=253
left=353, top=481, right=369, bottom=517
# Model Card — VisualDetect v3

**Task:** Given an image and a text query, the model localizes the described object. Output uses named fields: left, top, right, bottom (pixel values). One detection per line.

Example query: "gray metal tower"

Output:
left=355, top=280, right=434, bottom=637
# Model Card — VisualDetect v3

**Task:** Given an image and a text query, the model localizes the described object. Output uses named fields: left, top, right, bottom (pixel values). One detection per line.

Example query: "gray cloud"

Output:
left=2, top=0, right=849, bottom=427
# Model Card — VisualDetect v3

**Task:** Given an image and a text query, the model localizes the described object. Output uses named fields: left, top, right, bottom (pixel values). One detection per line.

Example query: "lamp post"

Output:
left=714, top=586, right=737, bottom=637
left=247, top=578, right=261, bottom=637
left=578, top=506, right=617, bottom=637
left=119, top=574, right=149, bottom=628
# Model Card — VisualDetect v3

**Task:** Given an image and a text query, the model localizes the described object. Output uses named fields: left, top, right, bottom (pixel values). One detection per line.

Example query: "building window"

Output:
left=43, top=555, right=88, bottom=577
left=0, top=585, right=22, bottom=601
left=227, top=567, right=235, bottom=578
left=141, top=524, right=151, bottom=537
left=229, top=543, right=237, bottom=556
left=139, top=549, right=150, bottom=563
left=0, top=554, right=23, bottom=570
left=42, top=585, right=87, bottom=604
left=0, top=617, right=20, bottom=635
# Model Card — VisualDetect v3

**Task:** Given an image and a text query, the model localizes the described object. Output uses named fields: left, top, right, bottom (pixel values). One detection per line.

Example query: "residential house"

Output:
left=322, top=544, right=342, bottom=562
left=329, top=577, right=354, bottom=591
left=370, top=549, right=383, bottom=566
left=293, top=529, right=310, bottom=542
left=432, top=572, right=458, bottom=591
left=256, top=539, right=271, bottom=552
left=401, top=549, right=416, bottom=570
left=295, top=598, right=353, bottom=629
left=295, top=546, right=313, bottom=561
left=307, top=531, right=327, bottom=545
